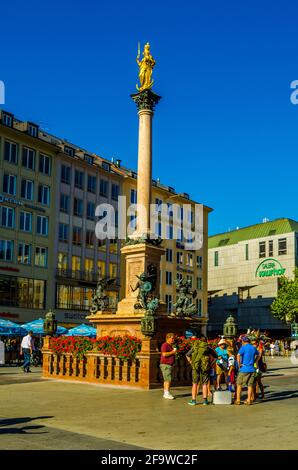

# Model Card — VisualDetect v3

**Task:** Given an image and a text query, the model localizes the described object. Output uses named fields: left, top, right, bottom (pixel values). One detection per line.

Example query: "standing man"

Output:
left=235, top=336, right=260, bottom=405
left=160, top=333, right=177, bottom=400
left=186, top=336, right=217, bottom=405
left=20, top=331, right=34, bottom=373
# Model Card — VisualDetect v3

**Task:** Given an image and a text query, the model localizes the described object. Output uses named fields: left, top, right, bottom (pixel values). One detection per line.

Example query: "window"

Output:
left=19, top=211, right=32, bottom=232
left=75, top=170, right=84, bottom=189
left=35, top=247, right=48, bottom=267
left=130, top=215, right=137, bottom=230
left=87, top=175, right=96, bottom=193
left=0, top=240, right=13, bottom=261
left=197, top=277, right=202, bottom=290
left=109, top=263, right=117, bottom=278
left=72, top=256, right=81, bottom=272
left=259, top=242, right=266, bottom=258
left=167, top=202, right=173, bottom=217
left=73, top=227, right=82, bottom=245
left=177, top=251, right=183, bottom=265
left=0, top=275, right=45, bottom=308
left=166, top=271, right=172, bottom=285
left=73, top=198, right=83, bottom=217
left=278, top=238, right=287, bottom=256
left=86, top=230, right=94, bottom=248
left=187, top=253, right=193, bottom=268
left=2, top=113, right=13, bottom=127
left=109, top=239, right=118, bottom=254
left=100, top=179, right=109, bottom=197
left=130, top=189, right=137, bottom=204
left=61, top=165, right=71, bottom=184
left=60, top=194, right=70, bottom=213
left=177, top=228, right=183, bottom=241
left=18, top=243, right=31, bottom=264
left=3, top=174, right=16, bottom=196
left=64, top=146, right=74, bottom=157
left=58, top=253, right=68, bottom=270
left=39, top=154, right=51, bottom=175
left=196, top=256, right=202, bottom=269
left=84, top=154, right=94, bottom=165
left=38, top=185, right=50, bottom=205
left=269, top=240, right=274, bottom=257
left=102, top=162, right=110, bottom=172
left=59, top=223, right=69, bottom=242
left=176, top=272, right=183, bottom=281
left=154, top=222, right=162, bottom=237
left=21, top=179, right=34, bottom=200
left=4, top=141, right=18, bottom=164
left=166, top=225, right=173, bottom=240
left=245, top=244, right=249, bottom=261
left=87, top=201, right=95, bottom=219
left=166, top=248, right=173, bottom=262
left=197, top=298, right=202, bottom=315
left=111, top=183, right=119, bottom=201
left=85, top=258, right=94, bottom=276
left=165, top=294, right=172, bottom=313
left=97, top=260, right=106, bottom=277
left=214, top=251, right=219, bottom=267
left=28, top=124, right=38, bottom=137
left=0, top=207, right=15, bottom=228
left=36, top=215, right=48, bottom=236
left=22, top=147, right=35, bottom=170
left=56, top=284, right=94, bottom=310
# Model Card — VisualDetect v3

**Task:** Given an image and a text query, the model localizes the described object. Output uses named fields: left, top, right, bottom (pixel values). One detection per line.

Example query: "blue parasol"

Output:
left=0, top=319, right=27, bottom=336
left=65, top=324, right=97, bottom=337
left=21, top=318, right=67, bottom=335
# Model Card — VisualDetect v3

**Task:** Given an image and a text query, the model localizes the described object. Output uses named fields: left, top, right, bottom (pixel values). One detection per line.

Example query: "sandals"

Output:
left=234, top=400, right=241, bottom=405
left=244, top=400, right=253, bottom=405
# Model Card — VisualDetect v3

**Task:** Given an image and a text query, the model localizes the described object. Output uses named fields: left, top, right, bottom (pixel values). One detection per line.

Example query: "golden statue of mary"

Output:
left=136, top=42, right=156, bottom=92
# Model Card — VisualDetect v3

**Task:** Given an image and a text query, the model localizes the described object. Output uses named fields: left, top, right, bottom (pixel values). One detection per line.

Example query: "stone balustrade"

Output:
left=42, top=338, right=192, bottom=389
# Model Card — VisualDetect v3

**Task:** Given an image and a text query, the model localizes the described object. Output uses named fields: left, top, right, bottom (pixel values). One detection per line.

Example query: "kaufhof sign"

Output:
left=256, top=258, right=286, bottom=278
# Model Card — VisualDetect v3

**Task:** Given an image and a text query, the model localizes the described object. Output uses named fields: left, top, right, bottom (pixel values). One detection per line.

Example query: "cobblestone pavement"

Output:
left=0, top=357, right=297, bottom=450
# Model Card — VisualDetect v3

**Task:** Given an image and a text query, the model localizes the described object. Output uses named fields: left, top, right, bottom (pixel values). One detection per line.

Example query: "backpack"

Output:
left=191, top=341, right=210, bottom=373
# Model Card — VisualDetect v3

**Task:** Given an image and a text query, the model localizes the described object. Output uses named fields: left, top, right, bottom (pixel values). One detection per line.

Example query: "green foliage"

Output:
left=270, top=268, right=298, bottom=323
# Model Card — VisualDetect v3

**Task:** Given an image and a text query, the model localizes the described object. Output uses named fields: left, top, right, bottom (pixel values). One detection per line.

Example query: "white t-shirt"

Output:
left=21, top=335, right=33, bottom=349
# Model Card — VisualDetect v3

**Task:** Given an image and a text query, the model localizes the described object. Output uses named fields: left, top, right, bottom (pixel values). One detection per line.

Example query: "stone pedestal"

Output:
left=116, top=242, right=166, bottom=316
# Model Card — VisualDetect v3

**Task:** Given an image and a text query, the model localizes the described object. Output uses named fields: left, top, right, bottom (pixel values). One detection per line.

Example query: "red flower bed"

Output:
left=50, top=335, right=142, bottom=361
left=173, top=336, right=220, bottom=358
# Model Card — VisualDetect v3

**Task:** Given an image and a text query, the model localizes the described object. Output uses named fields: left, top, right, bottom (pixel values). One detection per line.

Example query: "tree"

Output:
left=271, top=268, right=298, bottom=323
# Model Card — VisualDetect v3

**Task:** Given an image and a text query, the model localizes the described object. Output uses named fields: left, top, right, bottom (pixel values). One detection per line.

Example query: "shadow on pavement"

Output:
left=0, top=425, right=47, bottom=435
left=0, top=416, right=53, bottom=427
left=263, top=389, right=298, bottom=403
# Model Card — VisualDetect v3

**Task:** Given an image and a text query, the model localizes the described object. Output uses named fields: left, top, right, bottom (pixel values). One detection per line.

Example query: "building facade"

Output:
left=0, top=109, right=212, bottom=327
left=208, top=218, right=298, bottom=335
left=0, top=110, right=56, bottom=323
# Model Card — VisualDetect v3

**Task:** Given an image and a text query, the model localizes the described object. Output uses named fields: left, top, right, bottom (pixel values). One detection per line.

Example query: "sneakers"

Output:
left=163, top=393, right=175, bottom=400
left=203, top=399, right=209, bottom=405
left=188, top=399, right=198, bottom=406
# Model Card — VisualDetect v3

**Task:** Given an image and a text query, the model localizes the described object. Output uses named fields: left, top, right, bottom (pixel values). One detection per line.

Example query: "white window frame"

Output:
left=0, top=240, right=14, bottom=261
left=0, top=206, right=15, bottom=228
left=3, top=174, right=16, bottom=196
left=36, top=215, right=49, bottom=236
left=19, top=210, right=32, bottom=232
left=18, top=243, right=31, bottom=264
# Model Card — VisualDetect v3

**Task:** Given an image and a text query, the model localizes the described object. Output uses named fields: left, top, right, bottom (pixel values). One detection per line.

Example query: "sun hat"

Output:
left=218, top=339, right=227, bottom=346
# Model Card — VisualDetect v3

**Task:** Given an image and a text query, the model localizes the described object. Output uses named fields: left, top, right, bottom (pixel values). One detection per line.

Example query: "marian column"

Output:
left=131, top=89, right=161, bottom=237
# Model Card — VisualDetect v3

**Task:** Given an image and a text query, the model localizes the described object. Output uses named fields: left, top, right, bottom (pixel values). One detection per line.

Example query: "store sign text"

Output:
left=256, top=258, right=286, bottom=278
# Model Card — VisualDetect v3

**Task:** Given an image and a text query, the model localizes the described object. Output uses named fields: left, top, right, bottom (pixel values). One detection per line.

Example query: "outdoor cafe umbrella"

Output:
left=21, top=318, right=67, bottom=335
left=0, top=319, right=27, bottom=336
left=65, top=324, right=97, bottom=337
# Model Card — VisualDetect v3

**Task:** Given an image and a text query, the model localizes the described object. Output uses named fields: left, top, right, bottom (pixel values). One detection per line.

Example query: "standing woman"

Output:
left=252, top=339, right=265, bottom=401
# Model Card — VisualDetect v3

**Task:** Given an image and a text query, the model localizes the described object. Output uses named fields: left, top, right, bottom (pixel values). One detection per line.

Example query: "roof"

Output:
left=208, top=218, right=298, bottom=249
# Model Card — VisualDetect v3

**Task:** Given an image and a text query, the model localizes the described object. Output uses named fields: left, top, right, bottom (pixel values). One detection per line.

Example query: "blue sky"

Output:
left=1, top=0, right=298, bottom=235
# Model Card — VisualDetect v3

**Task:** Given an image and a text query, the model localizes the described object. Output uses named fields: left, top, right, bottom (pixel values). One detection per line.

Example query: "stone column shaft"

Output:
left=137, top=109, right=153, bottom=236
